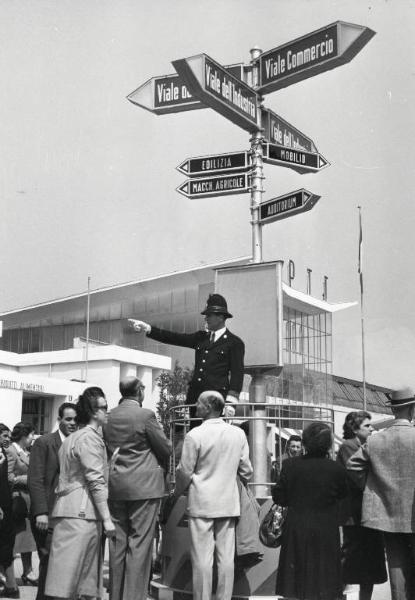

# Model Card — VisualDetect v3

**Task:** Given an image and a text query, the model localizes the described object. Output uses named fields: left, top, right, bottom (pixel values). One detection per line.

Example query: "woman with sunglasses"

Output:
left=45, top=387, right=115, bottom=600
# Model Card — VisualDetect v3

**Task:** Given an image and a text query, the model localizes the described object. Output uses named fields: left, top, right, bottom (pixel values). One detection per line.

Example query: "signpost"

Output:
left=263, top=142, right=329, bottom=174
left=258, top=21, right=375, bottom=94
left=261, top=108, right=317, bottom=153
left=172, top=54, right=260, bottom=132
left=177, top=173, right=250, bottom=200
left=177, top=151, right=251, bottom=177
left=127, top=64, right=245, bottom=115
left=259, top=189, right=320, bottom=225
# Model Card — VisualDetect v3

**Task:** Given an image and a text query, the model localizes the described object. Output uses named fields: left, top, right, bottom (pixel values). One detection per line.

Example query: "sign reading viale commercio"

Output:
left=260, top=24, right=338, bottom=92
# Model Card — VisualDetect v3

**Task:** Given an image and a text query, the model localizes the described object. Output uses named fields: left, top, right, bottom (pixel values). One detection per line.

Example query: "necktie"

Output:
left=210, top=332, right=215, bottom=344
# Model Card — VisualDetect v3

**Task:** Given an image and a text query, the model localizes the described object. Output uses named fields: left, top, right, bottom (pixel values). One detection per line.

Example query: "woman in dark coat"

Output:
left=272, top=421, right=348, bottom=600
left=337, top=412, right=387, bottom=600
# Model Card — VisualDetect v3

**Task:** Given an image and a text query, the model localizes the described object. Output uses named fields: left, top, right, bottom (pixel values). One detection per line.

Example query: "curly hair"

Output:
left=11, top=422, right=35, bottom=443
left=342, top=411, right=371, bottom=440
left=76, top=387, right=106, bottom=426
left=302, top=421, right=333, bottom=457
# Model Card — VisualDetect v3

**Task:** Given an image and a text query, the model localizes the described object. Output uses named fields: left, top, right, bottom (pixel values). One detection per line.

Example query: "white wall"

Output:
left=0, top=388, right=23, bottom=428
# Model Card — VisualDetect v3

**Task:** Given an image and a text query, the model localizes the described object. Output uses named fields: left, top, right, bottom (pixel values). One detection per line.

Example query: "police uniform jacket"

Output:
left=148, top=327, right=245, bottom=401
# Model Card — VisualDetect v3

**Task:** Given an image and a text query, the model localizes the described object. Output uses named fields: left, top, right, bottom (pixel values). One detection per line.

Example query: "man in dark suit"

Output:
left=129, top=293, right=245, bottom=425
left=27, top=402, right=77, bottom=600
left=104, top=376, right=172, bottom=600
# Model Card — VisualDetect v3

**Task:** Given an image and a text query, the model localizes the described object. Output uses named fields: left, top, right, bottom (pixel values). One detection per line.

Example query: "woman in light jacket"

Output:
left=45, top=387, right=115, bottom=600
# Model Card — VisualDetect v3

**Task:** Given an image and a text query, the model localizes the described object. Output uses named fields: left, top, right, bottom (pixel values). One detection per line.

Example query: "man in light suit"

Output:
left=28, top=402, right=77, bottom=600
left=347, top=387, right=415, bottom=600
left=173, top=391, right=253, bottom=600
left=104, top=377, right=172, bottom=600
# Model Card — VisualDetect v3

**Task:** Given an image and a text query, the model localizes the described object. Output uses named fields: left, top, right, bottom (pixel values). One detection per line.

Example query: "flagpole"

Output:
left=358, top=207, right=367, bottom=410
left=85, top=276, right=91, bottom=381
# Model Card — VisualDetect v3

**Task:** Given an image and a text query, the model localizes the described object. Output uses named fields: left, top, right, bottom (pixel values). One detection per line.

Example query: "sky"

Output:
left=1, top=0, right=414, bottom=389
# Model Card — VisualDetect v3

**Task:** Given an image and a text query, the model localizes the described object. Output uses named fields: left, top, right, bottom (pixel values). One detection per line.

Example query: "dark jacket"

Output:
left=336, top=437, right=362, bottom=525
left=28, top=430, right=62, bottom=517
left=148, top=327, right=245, bottom=400
left=0, top=448, right=12, bottom=510
left=104, top=399, right=172, bottom=501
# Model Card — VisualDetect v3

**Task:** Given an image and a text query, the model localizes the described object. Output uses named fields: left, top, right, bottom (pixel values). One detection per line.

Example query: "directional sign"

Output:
left=260, top=189, right=321, bottom=224
left=264, top=143, right=329, bottom=175
left=177, top=173, right=250, bottom=200
left=261, top=108, right=317, bottom=153
left=259, top=21, right=375, bottom=94
left=127, top=64, right=245, bottom=115
left=177, top=151, right=251, bottom=178
left=172, top=54, right=260, bottom=132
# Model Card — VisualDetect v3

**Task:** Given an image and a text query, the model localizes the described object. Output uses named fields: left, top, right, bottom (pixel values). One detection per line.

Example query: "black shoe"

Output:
left=21, top=573, right=38, bottom=586
left=0, top=587, right=20, bottom=598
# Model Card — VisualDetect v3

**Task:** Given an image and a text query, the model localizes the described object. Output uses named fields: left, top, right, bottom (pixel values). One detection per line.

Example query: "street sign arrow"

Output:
left=177, top=151, right=251, bottom=178
left=260, top=189, right=321, bottom=225
left=259, top=21, right=376, bottom=94
left=263, top=143, right=329, bottom=174
left=127, top=64, right=245, bottom=115
left=261, top=108, right=318, bottom=153
left=172, top=54, right=260, bottom=132
left=177, top=173, right=250, bottom=199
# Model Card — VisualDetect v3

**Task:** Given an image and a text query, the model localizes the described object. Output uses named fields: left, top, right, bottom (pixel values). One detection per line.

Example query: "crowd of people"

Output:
left=0, top=293, right=414, bottom=600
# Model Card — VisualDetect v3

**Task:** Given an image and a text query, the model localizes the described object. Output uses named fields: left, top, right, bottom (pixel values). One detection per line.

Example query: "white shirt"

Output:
left=210, top=326, right=226, bottom=343
left=58, top=428, right=66, bottom=443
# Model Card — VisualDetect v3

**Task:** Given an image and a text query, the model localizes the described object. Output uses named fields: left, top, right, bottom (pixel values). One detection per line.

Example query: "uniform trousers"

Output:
left=108, top=498, right=160, bottom=600
left=189, top=516, right=236, bottom=600
left=384, top=531, right=415, bottom=600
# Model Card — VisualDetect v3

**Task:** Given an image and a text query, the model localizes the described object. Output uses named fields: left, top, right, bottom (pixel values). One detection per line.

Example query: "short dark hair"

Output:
left=119, top=377, right=143, bottom=398
left=0, top=423, right=11, bottom=435
left=287, top=434, right=302, bottom=445
left=76, top=387, right=105, bottom=426
left=343, top=411, right=371, bottom=440
left=204, top=392, right=225, bottom=414
left=11, top=422, right=35, bottom=442
left=302, top=421, right=332, bottom=457
left=58, top=402, right=77, bottom=419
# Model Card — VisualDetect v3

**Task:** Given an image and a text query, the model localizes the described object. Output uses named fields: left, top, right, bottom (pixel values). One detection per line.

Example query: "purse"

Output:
left=259, top=503, right=287, bottom=548
left=11, top=491, right=28, bottom=524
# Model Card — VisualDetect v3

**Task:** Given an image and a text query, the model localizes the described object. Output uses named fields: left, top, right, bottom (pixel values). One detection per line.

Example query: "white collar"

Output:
left=58, top=428, right=66, bottom=443
left=13, top=442, right=28, bottom=455
left=211, top=327, right=227, bottom=342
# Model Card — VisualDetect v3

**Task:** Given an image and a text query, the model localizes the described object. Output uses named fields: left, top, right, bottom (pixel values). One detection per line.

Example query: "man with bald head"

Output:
left=173, top=391, right=253, bottom=600
left=104, top=376, right=172, bottom=600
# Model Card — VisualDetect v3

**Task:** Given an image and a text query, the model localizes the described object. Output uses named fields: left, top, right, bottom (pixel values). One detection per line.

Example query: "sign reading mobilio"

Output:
left=172, top=54, right=260, bottom=132
left=259, top=21, right=375, bottom=94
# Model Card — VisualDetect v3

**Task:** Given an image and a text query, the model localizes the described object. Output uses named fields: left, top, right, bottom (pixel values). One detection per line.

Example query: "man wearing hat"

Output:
left=129, top=294, right=245, bottom=425
left=347, top=387, right=415, bottom=600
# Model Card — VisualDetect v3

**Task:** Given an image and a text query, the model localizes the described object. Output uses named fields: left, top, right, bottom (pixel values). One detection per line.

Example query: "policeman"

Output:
left=129, top=294, right=245, bottom=425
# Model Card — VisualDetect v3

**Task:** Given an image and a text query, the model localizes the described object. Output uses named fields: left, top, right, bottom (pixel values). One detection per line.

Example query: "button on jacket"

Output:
left=148, top=327, right=245, bottom=401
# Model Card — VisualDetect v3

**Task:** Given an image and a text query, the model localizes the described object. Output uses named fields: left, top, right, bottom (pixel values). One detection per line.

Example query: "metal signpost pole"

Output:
left=247, top=46, right=270, bottom=497
left=249, top=46, right=263, bottom=264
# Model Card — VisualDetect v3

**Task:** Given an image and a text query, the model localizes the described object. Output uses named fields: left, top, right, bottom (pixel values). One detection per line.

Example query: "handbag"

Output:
left=259, top=503, right=286, bottom=548
left=11, top=491, right=28, bottom=524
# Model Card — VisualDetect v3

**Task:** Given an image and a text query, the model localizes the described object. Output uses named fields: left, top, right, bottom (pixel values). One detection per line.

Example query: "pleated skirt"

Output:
left=45, top=517, right=103, bottom=598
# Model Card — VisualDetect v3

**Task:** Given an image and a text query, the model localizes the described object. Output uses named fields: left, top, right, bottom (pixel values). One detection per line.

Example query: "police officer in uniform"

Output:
left=129, top=294, right=245, bottom=426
